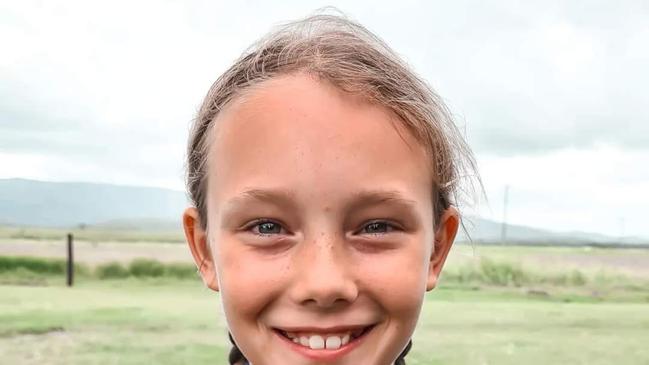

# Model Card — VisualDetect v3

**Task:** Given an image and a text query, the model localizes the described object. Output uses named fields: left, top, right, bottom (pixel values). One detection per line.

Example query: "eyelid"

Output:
left=242, top=218, right=288, bottom=236
left=241, top=218, right=403, bottom=236
left=356, top=219, right=402, bottom=235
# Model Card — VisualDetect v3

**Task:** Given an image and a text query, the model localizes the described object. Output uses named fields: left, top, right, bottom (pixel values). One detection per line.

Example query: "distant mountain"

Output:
left=1, top=178, right=641, bottom=245
left=0, top=178, right=188, bottom=227
left=90, top=218, right=183, bottom=231
left=456, top=217, right=633, bottom=245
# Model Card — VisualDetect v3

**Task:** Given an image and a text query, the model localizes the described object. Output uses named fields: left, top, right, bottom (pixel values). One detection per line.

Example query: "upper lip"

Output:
left=273, top=324, right=374, bottom=333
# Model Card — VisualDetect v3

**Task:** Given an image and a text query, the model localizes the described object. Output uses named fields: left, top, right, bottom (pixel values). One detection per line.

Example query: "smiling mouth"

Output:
left=273, top=325, right=375, bottom=351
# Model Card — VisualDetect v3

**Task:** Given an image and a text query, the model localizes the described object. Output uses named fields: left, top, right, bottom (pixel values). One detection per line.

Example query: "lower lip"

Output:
left=273, top=327, right=374, bottom=362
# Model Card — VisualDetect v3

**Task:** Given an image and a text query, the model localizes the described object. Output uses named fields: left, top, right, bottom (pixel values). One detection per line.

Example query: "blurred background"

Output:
left=1, top=1, right=648, bottom=364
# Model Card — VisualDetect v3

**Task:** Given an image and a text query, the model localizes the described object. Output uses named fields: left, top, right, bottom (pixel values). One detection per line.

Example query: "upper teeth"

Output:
left=287, top=332, right=352, bottom=350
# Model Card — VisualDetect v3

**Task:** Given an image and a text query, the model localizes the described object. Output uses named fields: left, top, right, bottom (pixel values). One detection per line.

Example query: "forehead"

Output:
left=208, top=73, right=432, bottom=207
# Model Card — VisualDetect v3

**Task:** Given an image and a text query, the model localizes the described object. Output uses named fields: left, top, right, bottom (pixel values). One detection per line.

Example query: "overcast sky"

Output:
left=1, top=0, right=648, bottom=238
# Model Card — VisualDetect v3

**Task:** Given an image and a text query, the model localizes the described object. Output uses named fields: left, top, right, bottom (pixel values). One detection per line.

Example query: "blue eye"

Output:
left=362, top=221, right=395, bottom=234
left=249, top=220, right=283, bottom=235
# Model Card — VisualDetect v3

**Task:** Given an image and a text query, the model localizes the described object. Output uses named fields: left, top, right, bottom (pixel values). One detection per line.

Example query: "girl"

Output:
left=182, top=12, right=478, bottom=365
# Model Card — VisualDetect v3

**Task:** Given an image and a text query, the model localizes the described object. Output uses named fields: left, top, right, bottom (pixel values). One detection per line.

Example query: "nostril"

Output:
left=303, top=296, right=351, bottom=309
left=289, top=243, right=359, bottom=306
left=292, top=279, right=359, bottom=308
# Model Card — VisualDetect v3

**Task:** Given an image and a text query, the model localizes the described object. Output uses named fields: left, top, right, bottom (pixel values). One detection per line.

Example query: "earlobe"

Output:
left=182, top=207, right=220, bottom=291
left=426, top=206, right=460, bottom=291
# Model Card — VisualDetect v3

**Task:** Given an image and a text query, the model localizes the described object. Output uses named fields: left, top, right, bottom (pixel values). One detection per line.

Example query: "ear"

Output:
left=183, top=207, right=219, bottom=291
left=426, top=206, right=460, bottom=291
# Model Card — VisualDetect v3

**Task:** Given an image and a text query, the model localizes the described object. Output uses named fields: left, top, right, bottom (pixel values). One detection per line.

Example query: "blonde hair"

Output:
left=186, top=12, right=480, bottom=364
left=187, top=13, right=479, bottom=233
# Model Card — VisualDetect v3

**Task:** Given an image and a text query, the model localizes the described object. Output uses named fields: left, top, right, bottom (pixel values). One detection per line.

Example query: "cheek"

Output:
left=215, top=238, right=289, bottom=320
left=357, top=244, right=429, bottom=319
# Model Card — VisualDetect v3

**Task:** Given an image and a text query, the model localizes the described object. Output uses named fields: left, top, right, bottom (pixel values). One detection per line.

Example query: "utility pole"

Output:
left=501, top=185, right=509, bottom=245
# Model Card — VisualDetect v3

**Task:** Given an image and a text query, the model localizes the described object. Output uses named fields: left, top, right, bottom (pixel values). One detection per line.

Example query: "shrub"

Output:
left=479, top=259, right=528, bottom=286
left=0, top=256, right=65, bottom=274
left=128, top=259, right=165, bottom=277
left=0, top=256, right=90, bottom=275
left=568, top=270, right=587, bottom=286
left=96, top=262, right=130, bottom=279
left=165, top=263, right=197, bottom=279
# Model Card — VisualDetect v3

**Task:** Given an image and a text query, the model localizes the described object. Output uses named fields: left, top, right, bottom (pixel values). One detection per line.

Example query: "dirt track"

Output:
left=0, top=239, right=194, bottom=266
left=445, top=244, right=649, bottom=279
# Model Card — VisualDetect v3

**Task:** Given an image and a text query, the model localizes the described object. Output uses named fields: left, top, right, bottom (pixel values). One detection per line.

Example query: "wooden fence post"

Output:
left=67, top=233, right=74, bottom=287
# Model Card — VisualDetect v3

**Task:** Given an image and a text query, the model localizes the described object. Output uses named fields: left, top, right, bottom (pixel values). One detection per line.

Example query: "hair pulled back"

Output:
left=187, top=11, right=479, bottom=365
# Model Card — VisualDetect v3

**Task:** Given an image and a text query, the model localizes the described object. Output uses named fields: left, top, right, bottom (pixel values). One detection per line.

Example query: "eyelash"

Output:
left=244, top=219, right=399, bottom=236
left=245, top=219, right=287, bottom=236
left=359, top=220, right=398, bottom=235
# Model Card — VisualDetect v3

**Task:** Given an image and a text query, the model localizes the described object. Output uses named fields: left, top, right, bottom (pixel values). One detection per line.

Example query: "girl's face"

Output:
left=184, top=74, right=458, bottom=365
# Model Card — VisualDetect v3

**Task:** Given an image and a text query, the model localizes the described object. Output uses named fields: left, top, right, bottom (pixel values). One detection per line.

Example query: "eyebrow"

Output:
left=347, top=189, right=418, bottom=210
left=224, top=187, right=418, bottom=211
left=225, top=188, right=297, bottom=210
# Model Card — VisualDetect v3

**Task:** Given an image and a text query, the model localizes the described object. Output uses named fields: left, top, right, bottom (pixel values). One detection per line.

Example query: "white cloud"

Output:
left=1, top=0, right=648, bottom=237
left=475, top=146, right=649, bottom=237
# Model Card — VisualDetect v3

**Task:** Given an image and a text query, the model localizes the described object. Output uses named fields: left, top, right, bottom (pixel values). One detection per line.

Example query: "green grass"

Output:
left=0, top=280, right=648, bottom=364
left=0, top=281, right=229, bottom=365
left=2, top=241, right=649, bottom=363
left=2, top=255, right=648, bottom=302
left=0, top=256, right=198, bottom=284
left=443, top=258, right=594, bottom=287
left=0, top=256, right=69, bottom=274
left=413, top=290, right=649, bottom=365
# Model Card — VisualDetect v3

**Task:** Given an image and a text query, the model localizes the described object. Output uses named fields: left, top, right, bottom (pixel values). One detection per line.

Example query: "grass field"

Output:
left=2, top=234, right=649, bottom=364
left=1, top=279, right=648, bottom=365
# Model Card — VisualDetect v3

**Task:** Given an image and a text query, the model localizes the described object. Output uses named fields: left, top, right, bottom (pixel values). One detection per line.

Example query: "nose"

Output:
left=289, top=233, right=359, bottom=308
